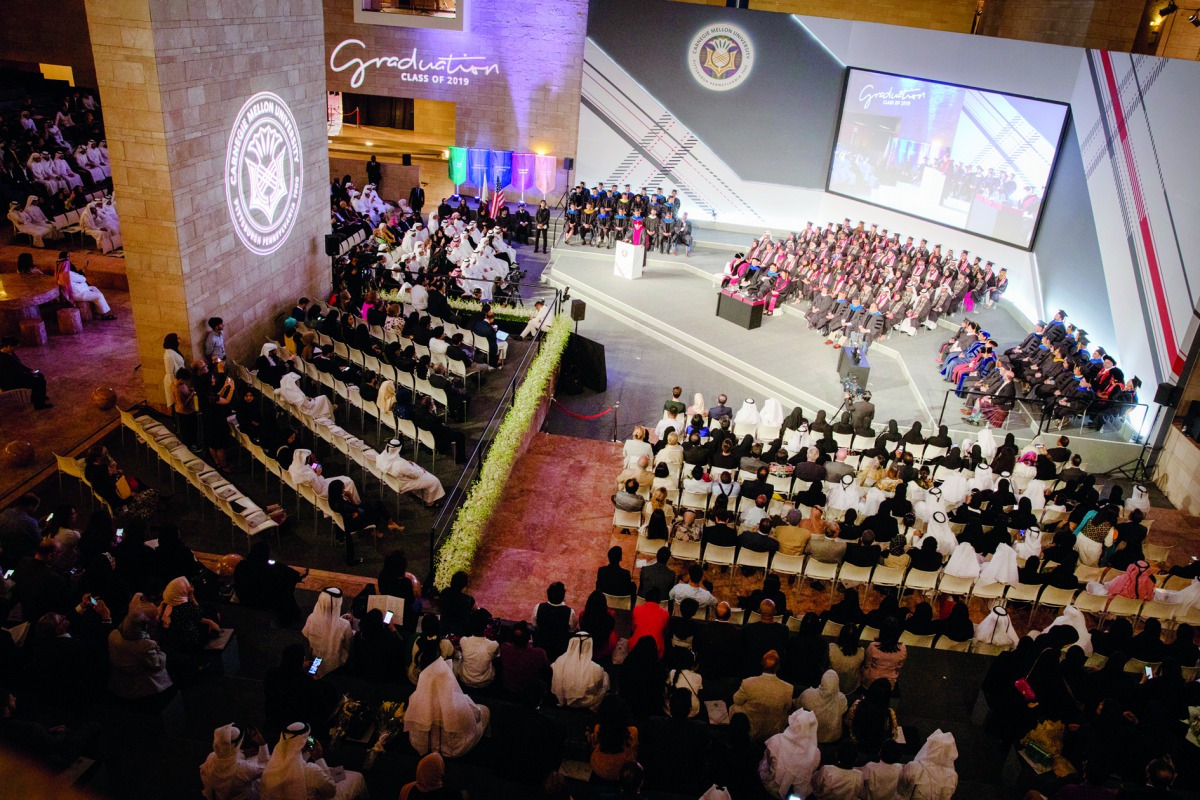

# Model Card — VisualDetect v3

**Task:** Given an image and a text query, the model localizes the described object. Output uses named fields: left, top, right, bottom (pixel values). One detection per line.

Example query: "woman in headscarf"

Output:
left=935, top=602, right=975, bottom=643
left=1073, top=505, right=1118, bottom=567
left=861, top=621, right=907, bottom=689
left=686, top=392, right=706, bottom=418
left=904, top=603, right=937, bottom=637
left=618, top=636, right=668, bottom=717
left=404, top=656, right=490, bottom=758
left=1090, top=560, right=1155, bottom=601
left=261, top=721, right=365, bottom=800
left=991, top=433, right=1019, bottom=475
left=974, top=605, right=1019, bottom=649
left=301, top=588, right=353, bottom=676
left=551, top=632, right=609, bottom=711
left=825, top=592, right=864, bottom=628
left=1008, top=497, right=1038, bottom=531
left=1091, top=617, right=1135, bottom=657
left=587, top=696, right=638, bottom=781
left=809, top=409, right=831, bottom=435
left=873, top=419, right=901, bottom=457
left=902, top=729, right=958, bottom=800
left=759, top=708, right=820, bottom=799
left=901, top=421, right=925, bottom=448
left=275, top=372, right=335, bottom=421
left=797, top=669, right=847, bottom=744
left=200, top=723, right=269, bottom=800
left=107, top=610, right=173, bottom=700
left=579, top=590, right=618, bottom=661
left=159, top=576, right=220, bottom=655
left=234, top=541, right=305, bottom=625
left=400, top=753, right=456, bottom=800
left=782, top=405, right=807, bottom=432
left=847, top=678, right=899, bottom=757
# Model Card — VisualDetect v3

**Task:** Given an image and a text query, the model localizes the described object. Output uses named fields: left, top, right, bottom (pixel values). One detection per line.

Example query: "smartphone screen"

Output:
left=1145, top=666, right=1154, bottom=678
left=115, top=527, right=125, bottom=543
left=383, top=611, right=394, bottom=625
left=3, top=570, right=13, bottom=580
left=308, top=657, right=322, bottom=675
left=268, top=559, right=276, bottom=566
left=89, top=596, right=98, bottom=606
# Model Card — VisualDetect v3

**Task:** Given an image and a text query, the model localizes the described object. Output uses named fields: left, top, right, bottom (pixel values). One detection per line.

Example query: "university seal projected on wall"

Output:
left=225, top=91, right=304, bottom=256
left=688, top=24, right=754, bottom=92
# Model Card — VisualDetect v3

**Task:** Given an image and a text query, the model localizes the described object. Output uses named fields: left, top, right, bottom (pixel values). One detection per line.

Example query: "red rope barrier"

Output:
left=551, top=398, right=614, bottom=420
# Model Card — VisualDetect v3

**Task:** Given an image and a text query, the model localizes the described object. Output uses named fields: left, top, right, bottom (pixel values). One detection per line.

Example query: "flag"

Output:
left=489, top=177, right=505, bottom=219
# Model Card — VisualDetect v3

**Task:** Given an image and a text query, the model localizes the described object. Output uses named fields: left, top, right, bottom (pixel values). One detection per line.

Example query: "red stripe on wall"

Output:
left=1097, top=50, right=1185, bottom=376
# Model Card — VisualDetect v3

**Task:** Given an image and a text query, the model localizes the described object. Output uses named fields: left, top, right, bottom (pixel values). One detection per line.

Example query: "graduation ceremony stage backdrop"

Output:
left=576, top=0, right=1200, bottom=404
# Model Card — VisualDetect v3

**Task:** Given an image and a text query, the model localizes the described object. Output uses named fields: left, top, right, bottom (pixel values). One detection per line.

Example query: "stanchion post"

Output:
left=611, top=400, right=620, bottom=442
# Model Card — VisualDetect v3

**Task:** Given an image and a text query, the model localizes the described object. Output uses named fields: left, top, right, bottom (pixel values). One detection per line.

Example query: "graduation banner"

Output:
left=534, top=154, right=557, bottom=196
left=512, top=153, right=537, bottom=195
left=465, top=148, right=492, bottom=190
left=489, top=150, right=513, bottom=189
left=448, top=146, right=468, bottom=187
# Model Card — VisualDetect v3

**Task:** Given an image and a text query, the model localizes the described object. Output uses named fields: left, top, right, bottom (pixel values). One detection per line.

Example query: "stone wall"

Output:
left=0, top=0, right=99, bottom=89
left=1154, top=424, right=1200, bottom=515
left=323, top=0, right=588, bottom=203
left=87, top=0, right=331, bottom=405
left=976, top=0, right=1145, bottom=50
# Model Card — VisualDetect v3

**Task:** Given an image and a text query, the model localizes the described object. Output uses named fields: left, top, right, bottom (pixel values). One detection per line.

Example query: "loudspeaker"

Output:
left=571, top=299, right=586, bottom=322
left=563, top=157, right=574, bottom=171
left=324, top=234, right=341, bottom=257
left=1187, top=413, right=1200, bottom=441
left=836, top=348, right=870, bottom=391
left=1154, top=382, right=1178, bottom=408
left=401, top=153, right=412, bottom=166
left=561, top=333, right=607, bottom=393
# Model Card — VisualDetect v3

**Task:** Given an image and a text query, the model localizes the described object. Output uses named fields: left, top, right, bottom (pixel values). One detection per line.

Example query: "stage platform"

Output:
left=543, top=239, right=1147, bottom=472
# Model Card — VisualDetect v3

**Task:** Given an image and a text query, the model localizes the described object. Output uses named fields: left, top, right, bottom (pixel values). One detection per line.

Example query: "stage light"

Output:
left=1160, top=1, right=1178, bottom=17
left=1190, top=11, right=1200, bottom=25
left=365, top=141, right=373, bottom=146
left=536, top=149, right=546, bottom=156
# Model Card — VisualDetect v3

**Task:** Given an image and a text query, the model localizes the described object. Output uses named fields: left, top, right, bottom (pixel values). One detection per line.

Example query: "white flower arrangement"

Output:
left=433, top=313, right=572, bottom=588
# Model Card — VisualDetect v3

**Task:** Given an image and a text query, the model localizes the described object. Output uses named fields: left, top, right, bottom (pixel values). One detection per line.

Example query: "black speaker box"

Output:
left=324, top=234, right=341, bottom=257
left=563, top=157, right=574, bottom=171
left=1186, top=414, right=1200, bottom=441
left=561, top=333, right=607, bottom=393
left=1154, top=382, right=1178, bottom=408
left=571, top=299, right=586, bottom=322
left=401, top=153, right=412, bottom=166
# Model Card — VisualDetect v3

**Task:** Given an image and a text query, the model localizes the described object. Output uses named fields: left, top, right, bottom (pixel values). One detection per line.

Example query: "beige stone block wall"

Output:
left=0, top=0, right=99, bottom=88
left=1153, top=424, right=1200, bottom=515
left=977, top=0, right=1145, bottom=50
left=86, top=0, right=331, bottom=406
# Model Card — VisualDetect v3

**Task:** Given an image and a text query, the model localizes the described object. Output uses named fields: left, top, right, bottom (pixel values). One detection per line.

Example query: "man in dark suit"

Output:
left=708, top=394, right=732, bottom=422
left=693, top=602, right=742, bottom=683
left=1046, top=435, right=1072, bottom=466
left=843, top=530, right=881, bottom=569
left=701, top=510, right=738, bottom=549
left=408, top=183, right=426, bottom=214
left=0, top=336, right=51, bottom=409
left=670, top=212, right=693, bottom=257
left=740, top=599, right=789, bottom=676
left=638, top=547, right=676, bottom=599
left=365, top=155, right=382, bottom=189
left=848, top=391, right=875, bottom=435
left=737, top=519, right=780, bottom=554
left=471, top=309, right=500, bottom=368
left=596, top=545, right=635, bottom=596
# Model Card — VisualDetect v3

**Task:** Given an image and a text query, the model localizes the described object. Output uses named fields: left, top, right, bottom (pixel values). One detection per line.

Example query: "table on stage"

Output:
left=715, top=289, right=765, bottom=330
left=0, top=273, right=59, bottom=338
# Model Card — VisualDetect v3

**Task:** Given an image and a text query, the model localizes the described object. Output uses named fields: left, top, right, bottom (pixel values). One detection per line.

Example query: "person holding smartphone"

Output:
left=261, top=721, right=366, bottom=799
left=194, top=356, right=236, bottom=473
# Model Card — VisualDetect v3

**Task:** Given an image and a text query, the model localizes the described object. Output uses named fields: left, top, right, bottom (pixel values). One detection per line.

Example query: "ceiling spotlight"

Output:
left=1190, top=11, right=1200, bottom=25
left=1160, top=1, right=1178, bottom=17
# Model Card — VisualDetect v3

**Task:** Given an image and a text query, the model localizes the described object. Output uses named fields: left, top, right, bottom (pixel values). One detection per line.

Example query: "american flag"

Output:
left=488, top=177, right=505, bottom=219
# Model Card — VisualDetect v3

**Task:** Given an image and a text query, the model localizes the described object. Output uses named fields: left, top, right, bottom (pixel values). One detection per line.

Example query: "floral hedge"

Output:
left=432, top=313, right=572, bottom=588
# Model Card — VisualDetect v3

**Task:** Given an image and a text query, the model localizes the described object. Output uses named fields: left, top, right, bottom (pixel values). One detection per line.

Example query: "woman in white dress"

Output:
left=288, top=449, right=361, bottom=504
left=376, top=439, right=445, bottom=508
left=199, top=723, right=269, bottom=800
left=301, top=588, right=354, bottom=676
left=759, top=708, right=820, bottom=799
left=902, top=729, right=958, bottom=800
left=551, top=632, right=610, bottom=711
left=260, top=722, right=365, bottom=800
left=404, top=656, right=490, bottom=758
left=275, top=373, right=335, bottom=421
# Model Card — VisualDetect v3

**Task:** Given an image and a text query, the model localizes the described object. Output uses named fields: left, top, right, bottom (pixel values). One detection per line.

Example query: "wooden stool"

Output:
left=19, top=318, right=48, bottom=347
left=57, top=307, right=84, bottom=336
left=74, top=301, right=94, bottom=322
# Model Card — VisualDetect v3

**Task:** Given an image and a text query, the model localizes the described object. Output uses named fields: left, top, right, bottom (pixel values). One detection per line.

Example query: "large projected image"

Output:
left=828, top=69, right=1068, bottom=249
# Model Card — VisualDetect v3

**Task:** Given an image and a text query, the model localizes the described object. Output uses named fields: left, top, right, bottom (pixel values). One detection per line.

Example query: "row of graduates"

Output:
left=718, top=219, right=1007, bottom=332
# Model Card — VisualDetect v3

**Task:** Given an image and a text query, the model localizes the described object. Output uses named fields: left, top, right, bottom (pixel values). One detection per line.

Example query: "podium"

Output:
left=715, top=289, right=764, bottom=330
left=613, top=241, right=644, bottom=280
